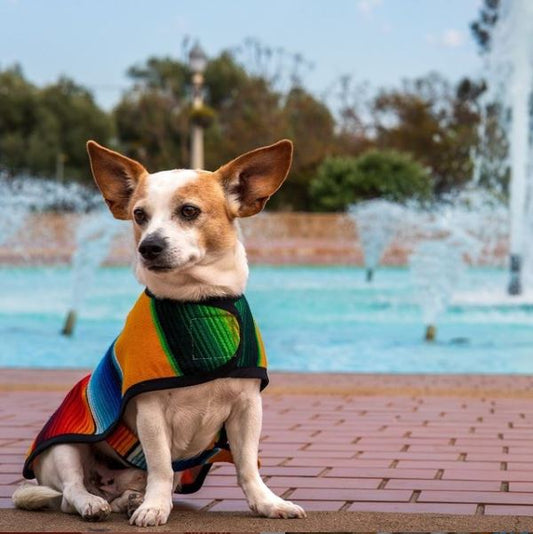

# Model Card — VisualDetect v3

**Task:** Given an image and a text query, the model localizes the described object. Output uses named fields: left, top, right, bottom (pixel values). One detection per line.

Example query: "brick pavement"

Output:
left=2, top=370, right=533, bottom=520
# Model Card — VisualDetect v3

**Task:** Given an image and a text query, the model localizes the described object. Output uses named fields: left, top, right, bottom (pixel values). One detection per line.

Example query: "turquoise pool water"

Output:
left=1, top=266, right=533, bottom=373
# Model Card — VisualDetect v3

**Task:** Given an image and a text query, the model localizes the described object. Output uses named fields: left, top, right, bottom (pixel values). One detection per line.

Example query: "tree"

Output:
left=37, top=77, right=114, bottom=181
left=114, top=56, right=191, bottom=169
left=471, top=0, right=500, bottom=53
left=272, top=87, right=335, bottom=210
left=0, top=66, right=37, bottom=173
left=114, top=51, right=335, bottom=212
left=0, top=67, right=113, bottom=181
left=310, top=150, right=432, bottom=212
left=371, top=73, right=483, bottom=195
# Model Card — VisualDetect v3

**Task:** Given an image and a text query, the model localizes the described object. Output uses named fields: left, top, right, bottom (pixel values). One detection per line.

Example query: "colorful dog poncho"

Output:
left=23, top=291, right=268, bottom=494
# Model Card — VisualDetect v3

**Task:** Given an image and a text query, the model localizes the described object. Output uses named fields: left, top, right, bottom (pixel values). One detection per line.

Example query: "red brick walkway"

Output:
left=2, top=371, right=533, bottom=519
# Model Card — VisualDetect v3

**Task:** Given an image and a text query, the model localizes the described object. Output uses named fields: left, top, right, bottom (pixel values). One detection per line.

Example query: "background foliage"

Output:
left=310, top=150, right=432, bottom=212
left=0, top=6, right=505, bottom=211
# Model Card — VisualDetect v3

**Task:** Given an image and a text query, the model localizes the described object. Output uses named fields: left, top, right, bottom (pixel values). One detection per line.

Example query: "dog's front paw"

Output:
left=252, top=498, right=306, bottom=519
left=129, top=500, right=172, bottom=527
left=81, top=496, right=111, bottom=521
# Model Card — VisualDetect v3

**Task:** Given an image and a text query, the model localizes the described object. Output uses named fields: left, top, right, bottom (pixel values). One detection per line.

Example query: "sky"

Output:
left=0, top=0, right=483, bottom=110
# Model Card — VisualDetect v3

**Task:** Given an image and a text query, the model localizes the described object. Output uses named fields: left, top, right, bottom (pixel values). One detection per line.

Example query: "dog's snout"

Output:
left=138, top=234, right=166, bottom=260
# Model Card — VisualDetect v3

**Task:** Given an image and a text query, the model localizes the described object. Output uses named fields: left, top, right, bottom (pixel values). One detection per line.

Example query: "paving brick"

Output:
left=385, top=479, right=501, bottom=491
left=0, top=474, right=23, bottom=485
left=507, top=462, right=533, bottom=470
left=0, top=486, right=14, bottom=498
left=0, top=465, right=22, bottom=475
left=304, top=443, right=368, bottom=452
left=291, top=488, right=412, bottom=502
left=279, top=450, right=356, bottom=459
left=284, top=457, right=390, bottom=468
left=193, top=486, right=288, bottom=500
left=0, top=498, right=14, bottom=509
left=408, top=444, right=504, bottom=454
left=266, top=476, right=381, bottom=489
left=484, top=505, right=533, bottom=516
left=396, top=460, right=501, bottom=470
left=359, top=451, right=460, bottom=461
left=510, top=482, right=533, bottom=492
left=326, top=467, right=438, bottom=479
left=256, top=466, right=325, bottom=477
left=442, top=469, right=533, bottom=481
left=419, top=490, right=533, bottom=505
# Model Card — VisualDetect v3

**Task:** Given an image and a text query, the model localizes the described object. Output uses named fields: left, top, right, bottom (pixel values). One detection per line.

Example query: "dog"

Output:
left=12, top=139, right=306, bottom=526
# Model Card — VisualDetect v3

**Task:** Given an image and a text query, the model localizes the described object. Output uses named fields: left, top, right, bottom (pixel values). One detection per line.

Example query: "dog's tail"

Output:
left=12, top=483, right=62, bottom=510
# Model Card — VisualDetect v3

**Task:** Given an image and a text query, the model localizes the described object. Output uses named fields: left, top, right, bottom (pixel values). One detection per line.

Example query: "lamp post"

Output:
left=189, top=42, right=207, bottom=169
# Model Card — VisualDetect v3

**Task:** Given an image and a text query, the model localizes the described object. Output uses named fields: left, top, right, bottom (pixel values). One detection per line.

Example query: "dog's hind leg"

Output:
left=110, top=490, right=144, bottom=517
left=225, top=381, right=306, bottom=519
left=36, top=444, right=111, bottom=521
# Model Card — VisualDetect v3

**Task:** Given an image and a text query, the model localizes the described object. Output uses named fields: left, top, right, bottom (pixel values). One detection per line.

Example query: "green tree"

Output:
left=114, top=49, right=335, bottom=210
left=114, top=56, right=191, bottom=169
left=0, top=67, right=113, bottom=182
left=271, top=87, right=335, bottom=210
left=0, top=66, right=38, bottom=172
left=37, top=77, right=114, bottom=181
left=371, top=73, right=483, bottom=194
left=310, top=150, right=432, bottom=212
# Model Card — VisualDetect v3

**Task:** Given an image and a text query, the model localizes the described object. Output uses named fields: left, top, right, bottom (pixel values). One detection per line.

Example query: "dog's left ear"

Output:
left=217, top=140, right=293, bottom=217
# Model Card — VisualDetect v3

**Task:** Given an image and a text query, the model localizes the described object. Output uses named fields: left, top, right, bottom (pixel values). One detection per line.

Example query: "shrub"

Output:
left=310, top=150, right=432, bottom=212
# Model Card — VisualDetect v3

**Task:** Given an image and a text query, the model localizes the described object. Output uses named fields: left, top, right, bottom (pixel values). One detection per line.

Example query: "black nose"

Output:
left=138, top=234, right=166, bottom=260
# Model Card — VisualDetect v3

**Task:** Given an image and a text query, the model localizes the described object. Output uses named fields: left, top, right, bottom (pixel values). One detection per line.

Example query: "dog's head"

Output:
left=86, top=140, right=292, bottom=295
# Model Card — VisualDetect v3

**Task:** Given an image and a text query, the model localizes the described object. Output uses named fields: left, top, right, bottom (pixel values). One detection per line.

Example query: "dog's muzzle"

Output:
left=138, top=234, right=172, bottom=271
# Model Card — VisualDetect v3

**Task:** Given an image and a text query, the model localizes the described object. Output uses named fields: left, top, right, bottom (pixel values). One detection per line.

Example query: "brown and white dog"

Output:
left=12, top=140, right=306, bottom=526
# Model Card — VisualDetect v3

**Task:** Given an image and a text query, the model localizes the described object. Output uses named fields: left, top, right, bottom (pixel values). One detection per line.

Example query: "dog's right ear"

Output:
left=86, top=141, right=148, bottom=220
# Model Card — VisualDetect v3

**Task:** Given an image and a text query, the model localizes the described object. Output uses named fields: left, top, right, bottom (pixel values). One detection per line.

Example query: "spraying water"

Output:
left=348, top=200, right=405, bottom=281
left=409, top=193, right=485, bottom=341
left=485, top=0, right=533, bottom=294
left=62, top=208, right=123, bottom=335
left=349, top=190, right=501, bottom=340
left=0, top=174, right=125, bottom=336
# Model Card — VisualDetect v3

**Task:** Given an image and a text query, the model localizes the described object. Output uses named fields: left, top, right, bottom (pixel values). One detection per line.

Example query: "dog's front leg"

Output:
left=226, top=383, right=306, bottom=518
left=129, top=398, right=173, bottom=527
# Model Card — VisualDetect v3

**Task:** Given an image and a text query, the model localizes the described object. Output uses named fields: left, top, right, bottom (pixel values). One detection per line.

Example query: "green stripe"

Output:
left=150, top=299, right=183, bottom=376
left=190, top=307, right=238, bottom=371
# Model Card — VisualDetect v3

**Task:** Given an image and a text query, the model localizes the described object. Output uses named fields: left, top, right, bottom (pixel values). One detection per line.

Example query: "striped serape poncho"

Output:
left=23, top=290, right=268, bottom=494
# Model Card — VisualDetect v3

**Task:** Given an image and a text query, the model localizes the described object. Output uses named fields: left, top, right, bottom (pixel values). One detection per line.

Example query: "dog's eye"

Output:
left=180, top=205, right=201, bottom=221
left=133, top=208, right=148, bottom=225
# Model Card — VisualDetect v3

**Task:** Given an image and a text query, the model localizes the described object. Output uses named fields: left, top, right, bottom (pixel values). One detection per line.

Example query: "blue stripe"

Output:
left=87, top=342, right=122, bottom=434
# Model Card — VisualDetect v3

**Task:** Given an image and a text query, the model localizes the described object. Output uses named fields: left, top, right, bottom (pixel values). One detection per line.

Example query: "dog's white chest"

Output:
left=124, top=377, right=260, bottom=461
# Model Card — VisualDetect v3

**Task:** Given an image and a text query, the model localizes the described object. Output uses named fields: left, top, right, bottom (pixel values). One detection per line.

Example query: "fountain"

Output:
left=0, top=174, right=123, bottom=336
left=348, top=200, right=405, bottom=281
left=61, top=208, right=123, bottom=335
left=349, top=189, right=504, bottom=341
left=409, top=194, right=485, bottom=341
left=484, top=0, right=533, bottom=295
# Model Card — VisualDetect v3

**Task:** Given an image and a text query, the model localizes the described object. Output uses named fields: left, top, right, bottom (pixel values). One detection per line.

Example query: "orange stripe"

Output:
left=106, top=423, right=138, bottom=456
left=115, top=293, right=177, bottom=394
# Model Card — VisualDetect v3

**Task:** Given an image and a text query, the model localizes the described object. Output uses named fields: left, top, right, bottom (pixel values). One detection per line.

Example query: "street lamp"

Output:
left=189, top=42, right=207, bottom=169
